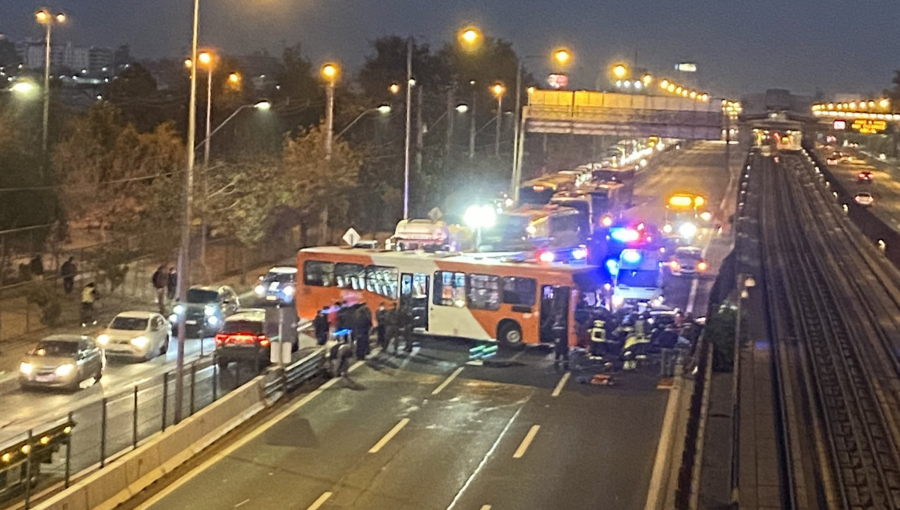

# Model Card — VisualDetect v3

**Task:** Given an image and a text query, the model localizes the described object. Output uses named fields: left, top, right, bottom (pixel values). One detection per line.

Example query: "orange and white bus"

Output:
left=296, top=246, right=606, bottom=348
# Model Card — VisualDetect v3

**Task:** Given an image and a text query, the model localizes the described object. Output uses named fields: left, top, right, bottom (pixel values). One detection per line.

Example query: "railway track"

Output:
left=759, top=151, right=900, bottom=510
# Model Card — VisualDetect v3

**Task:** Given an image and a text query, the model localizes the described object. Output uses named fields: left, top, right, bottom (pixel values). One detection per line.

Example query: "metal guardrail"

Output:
left=0, top=336, right=326, bottom=510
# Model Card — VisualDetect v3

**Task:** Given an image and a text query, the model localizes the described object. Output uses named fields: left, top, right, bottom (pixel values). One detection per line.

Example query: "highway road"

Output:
left=629, top=140, right=741, bottom=315
left=125, top=340, right=668, bottom=510
left=819, top=149, right=900, bottom=229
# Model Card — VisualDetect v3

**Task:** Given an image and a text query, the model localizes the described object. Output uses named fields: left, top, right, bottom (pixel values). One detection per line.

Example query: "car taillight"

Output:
left=215, top=333, right=227, bottom=346
left=258, top=335, right=270, bottom=347
left=697, top=261, right=708, bottom=272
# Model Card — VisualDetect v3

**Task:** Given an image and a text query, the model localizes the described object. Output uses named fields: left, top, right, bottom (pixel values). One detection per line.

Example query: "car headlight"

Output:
left=700, top=211, right=712, bottom=222
left=130, top=336, right=149, bottom=348
left=204, top=305, right=216, bottom=316
left=173, top=304, right=185, bottom=315
left=283, top=285, right=295, bottom=296
left=207, top=315, right=219, bottom=326
left=97, top=334, right=110, bottom=345
left=254, top=284, right=265, bottom=296
left=19, top=362, right=33, bottom=375
left=663, top=224, right=673, bottom=234
left=55, top=364, right=75, bottom=377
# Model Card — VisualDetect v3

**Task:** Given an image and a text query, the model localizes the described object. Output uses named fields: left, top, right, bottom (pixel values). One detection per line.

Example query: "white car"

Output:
left=97, top=311, right=171, bottom=361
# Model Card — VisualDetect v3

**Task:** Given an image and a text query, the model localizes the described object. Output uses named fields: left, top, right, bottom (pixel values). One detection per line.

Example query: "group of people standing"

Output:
left=313, top=300, right=415, bottom=377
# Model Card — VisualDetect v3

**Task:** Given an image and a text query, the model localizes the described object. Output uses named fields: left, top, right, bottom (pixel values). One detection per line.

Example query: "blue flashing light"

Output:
left=621, top=249, right=642, bottom=264
left=605, top=259, right=619, bottom=276
left=610, top=227, right=640, bottom=243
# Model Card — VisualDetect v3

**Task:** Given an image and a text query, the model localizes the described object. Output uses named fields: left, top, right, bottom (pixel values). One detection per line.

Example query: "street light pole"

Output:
left=403, top=37, right=413, bottom=220
left=200, top=54, right=213, bottom=283
left=511, top=61, right=523, bottom=201
left=469, top=81, right=477, bottom=159
left=174, top=0, right=201, bottom=425
left=322, top=69, right=335, bottom=245
left=41, top=21, right=51, bottom=166
left=494, top=89, right=504, bottom=157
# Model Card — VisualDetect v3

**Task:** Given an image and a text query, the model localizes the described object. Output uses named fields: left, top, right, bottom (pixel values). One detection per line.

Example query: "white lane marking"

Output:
left=513, top=425, right=541, bottom=459
left=234, top=499, right=250, bottom=508
left=445, top=406, right=524, bottom=510
left=134, top=359, right=365, bottom=510
left=431, top=367, right=464, bottom=395
left=551, top=372, right=570, bottom=397
left=369, top=418, right=410, bottom=454
left=306, top=492, right=333, bottom=510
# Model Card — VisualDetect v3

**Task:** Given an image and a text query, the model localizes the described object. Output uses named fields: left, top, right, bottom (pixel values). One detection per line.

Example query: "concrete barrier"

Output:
left=34, top=375, right=270, bottom=510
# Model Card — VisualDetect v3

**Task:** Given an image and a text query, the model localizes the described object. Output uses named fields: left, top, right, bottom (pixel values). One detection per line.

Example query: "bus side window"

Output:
left=502, top=277, right=537, bottom=306
left=303, top=260, right=334, bottom=287
left=335, top=263, right=365, bottom=290
left=433, top=271, right=466, bottom=307
left=467, top=274, right=500, bottom=310
left=366, top=265, right=398, bottom=299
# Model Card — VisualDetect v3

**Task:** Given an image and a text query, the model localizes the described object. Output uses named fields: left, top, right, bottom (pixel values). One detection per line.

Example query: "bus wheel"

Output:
left=498, top=321, right=524, bottom=350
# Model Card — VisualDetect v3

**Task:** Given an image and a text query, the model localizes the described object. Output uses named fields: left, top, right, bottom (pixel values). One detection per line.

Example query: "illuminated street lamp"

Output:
left=320, top=63, right=340, bottom=160
left=389, top=83, right=401, bottom=95
left=492, top=83, right=506, bottom=157
left=464, top=204, right=497, bottom=250
left=456, top=104, right=469, bottom=113
left=227, top=72, right=241, bottom=86
left=35, top=9, right=66, bottom=169
left=553, top=48, right=572, bottom=66
left=612, top=63, right=629, bottom=80
left=458, top=26, right=482, bottom=51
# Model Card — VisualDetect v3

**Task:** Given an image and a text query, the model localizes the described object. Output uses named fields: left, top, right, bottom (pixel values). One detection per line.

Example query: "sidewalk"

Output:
left=0, top=258, right=292, bottom=381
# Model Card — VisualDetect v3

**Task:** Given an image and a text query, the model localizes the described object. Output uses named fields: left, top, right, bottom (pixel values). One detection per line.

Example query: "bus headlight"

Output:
left=678, top=223, right=698, bottom=239
left=97, top=334, right=110, bottom=345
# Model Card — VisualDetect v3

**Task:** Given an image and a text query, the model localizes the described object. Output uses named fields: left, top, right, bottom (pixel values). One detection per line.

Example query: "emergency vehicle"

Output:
left=611, top=248, right=664, bottom=310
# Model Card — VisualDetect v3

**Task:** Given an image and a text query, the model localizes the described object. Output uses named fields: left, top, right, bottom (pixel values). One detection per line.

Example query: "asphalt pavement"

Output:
left=629, top=141, right=741, bottom=315
left=126, top=340, right=668, bottom=510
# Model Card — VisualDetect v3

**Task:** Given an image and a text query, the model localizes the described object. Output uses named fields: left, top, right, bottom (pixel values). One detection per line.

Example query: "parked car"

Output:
left=171, top=285, right=240, bottom=338
left=254, top=267, right=297, bottom=305
left=19, top=335, right=104, bottom=391
left=215, top=309, right=271, bottom=369
left=97, top=311, right=170, bottom=361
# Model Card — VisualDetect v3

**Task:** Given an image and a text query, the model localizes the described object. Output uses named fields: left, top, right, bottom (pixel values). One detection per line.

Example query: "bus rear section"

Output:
left=612, top=248, right=663, bottom=310
left=296, top=247, right=604, bottom=348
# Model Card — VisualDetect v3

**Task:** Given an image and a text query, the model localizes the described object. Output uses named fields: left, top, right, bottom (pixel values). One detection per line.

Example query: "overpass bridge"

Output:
left=523, top=89, right=725, bottom=140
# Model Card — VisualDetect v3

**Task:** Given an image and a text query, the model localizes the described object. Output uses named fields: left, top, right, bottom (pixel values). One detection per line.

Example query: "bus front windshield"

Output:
left=617, top=270, right=659, bottom=287
left=518, top=186, right=555, bottom=206
left=479, top=215, right=533, bottom=251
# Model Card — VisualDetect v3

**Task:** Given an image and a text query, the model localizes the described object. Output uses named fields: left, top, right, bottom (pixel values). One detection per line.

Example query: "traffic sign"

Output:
left=342, top=228, right=361, bottom=247
left=427, top=207, right=443, bottom=222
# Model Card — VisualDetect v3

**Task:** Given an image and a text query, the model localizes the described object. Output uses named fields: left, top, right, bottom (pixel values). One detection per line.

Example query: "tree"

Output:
left=53, top=102, right=184, bottom=239
left=282, top=126, right=363, bottom=241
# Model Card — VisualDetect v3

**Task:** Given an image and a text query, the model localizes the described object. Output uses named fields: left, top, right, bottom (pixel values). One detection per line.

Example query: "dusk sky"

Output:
left=1, top=0, right=898, bottom=97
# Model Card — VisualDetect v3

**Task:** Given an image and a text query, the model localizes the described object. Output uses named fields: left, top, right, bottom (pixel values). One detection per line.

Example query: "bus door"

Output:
left=401, top=273, right=430, bottom=331
left=539, top=284, right=571, bottom=343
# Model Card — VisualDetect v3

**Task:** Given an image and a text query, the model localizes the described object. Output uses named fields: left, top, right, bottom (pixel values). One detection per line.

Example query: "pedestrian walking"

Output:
left=167, top=267, right=177, bottom=302
left=61, top=256, right=76, bottom=294
left=397, top=305, right=414, bottom=353
left=80, top=282, right=99, bottom=327
left=375, top=303, right=387, bottom=350
left=151, top=265, right=167, bottom=315
left=330, top=337, right=353, bottom=377
left=313, top=307, right=329, bottom=346
left=354, top=303, right=372, bottom=359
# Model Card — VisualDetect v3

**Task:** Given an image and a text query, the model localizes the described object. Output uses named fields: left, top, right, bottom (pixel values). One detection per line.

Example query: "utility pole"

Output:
left=445, top=84, right=455, bottom=169
left=174, top=0, right=201, bottom=425
left=403, top=37, right=413, bottom=219
left=469, top=81, right=477, bottom=159
left=322, top=72, right=335, bottom=244
left=416, top=86, right=424, bottom=179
